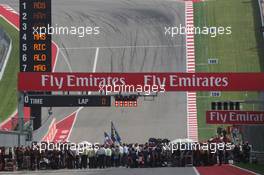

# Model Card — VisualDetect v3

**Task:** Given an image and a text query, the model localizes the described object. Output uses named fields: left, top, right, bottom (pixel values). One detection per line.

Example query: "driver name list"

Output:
left=20, top=0, right=51, bottom=72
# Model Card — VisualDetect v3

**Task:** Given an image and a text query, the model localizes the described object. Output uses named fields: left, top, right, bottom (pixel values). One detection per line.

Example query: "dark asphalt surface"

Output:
left=0, top=167, right=198, bottom=175
left=52, top=0, right=187, bottom=144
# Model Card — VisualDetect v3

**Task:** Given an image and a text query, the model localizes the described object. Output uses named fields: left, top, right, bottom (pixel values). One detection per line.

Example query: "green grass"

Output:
left=194, top=0, right=264, bottom=140
left=235, top=162, right=264, bottom=175
left=0, top=17, right=19, bottom=123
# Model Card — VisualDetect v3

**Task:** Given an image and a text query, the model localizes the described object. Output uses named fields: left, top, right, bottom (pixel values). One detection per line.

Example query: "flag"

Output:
left=104, top=132, right=113, bottom=145
left=111, top=121, right=116, bottom=142
left=115, top=129, right=121, bottom=144
left=111, top=121, right=121, bottom=144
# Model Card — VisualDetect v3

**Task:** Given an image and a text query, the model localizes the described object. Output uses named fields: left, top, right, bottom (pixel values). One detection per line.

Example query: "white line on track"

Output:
left=52, top=42, right=60, bottom=72
left=0, top=109, right=17, bottom=128
left=67, top=47, right=99, bottom=140
left=59, top=49, right=73, bottom=72
left=93, top=48, right=99, bottom=72
left=66, top=107, right=83, bottom=141
left=88, top=47, right=99, bottom=95
left=58, top=45, right=185, bottom=50
left=0, top=15, right=18, bottom=31
left=230, top=164, right=260, bottom=175
left=193, top=167, right=200, bottom=175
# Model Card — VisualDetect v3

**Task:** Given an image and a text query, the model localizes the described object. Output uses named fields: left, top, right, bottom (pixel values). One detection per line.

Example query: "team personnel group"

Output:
left=0, top=138, right=251, bottom=171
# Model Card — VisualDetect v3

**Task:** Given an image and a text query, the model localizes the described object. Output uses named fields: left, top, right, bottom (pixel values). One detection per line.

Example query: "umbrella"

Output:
left=170, top=138, right=194, bottom=143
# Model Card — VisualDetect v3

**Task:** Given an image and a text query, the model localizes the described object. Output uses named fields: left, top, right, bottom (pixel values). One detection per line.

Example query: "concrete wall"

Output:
left=0, top=130, right=30, bottom=147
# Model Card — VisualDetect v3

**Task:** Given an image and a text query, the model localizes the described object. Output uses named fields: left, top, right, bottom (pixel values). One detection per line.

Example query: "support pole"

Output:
left=17, top=91, right=24, bottom=146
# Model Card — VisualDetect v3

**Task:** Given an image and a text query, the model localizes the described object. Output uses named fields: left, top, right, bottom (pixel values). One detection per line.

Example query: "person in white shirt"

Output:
left=122, top=144, right=129, bottom=166
left=96, top=145, right=106, bottom=168
left=105, top=145, right=112, bottom=168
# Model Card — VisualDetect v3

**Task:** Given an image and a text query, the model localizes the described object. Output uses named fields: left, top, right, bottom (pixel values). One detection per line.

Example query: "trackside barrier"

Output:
left=258, top=0, right=264, bottom=38
left=0, top=29, right=12, bottom=80
left=0, top=130, right=29, bottom=147
left=250, top=151, right=264, bottom=164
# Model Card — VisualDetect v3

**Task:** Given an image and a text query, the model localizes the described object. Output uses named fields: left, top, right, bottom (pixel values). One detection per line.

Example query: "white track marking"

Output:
left=0, top=4, right=18, bottom=15
left=59, top=49, right=73, bottom=72
left=52, top=41, right=60, bottom=72
left=88, top=48, right=99, bottom=95
left=67, top=47, right=99, bottom=140
left=185, top=1, right=198, bottom=142
left=0, top=110, right=17, bottom=128
left=230, top=164, right=261, bottom=175
left=0, top=15, right=18, bottom=31
left=93, top=48, right=99, bottom=72
left=0, top=9, right=21, bottom=129
left=66, top=107, right=83, bottom=142
left=193, top=167, right=201, bottom=175
left=56, top=110, right=79, bottom=124
left=59, top=44, right=185, bottom=50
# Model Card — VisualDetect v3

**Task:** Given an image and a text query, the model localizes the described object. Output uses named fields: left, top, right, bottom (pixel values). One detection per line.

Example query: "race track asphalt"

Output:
left=1, top=0, right=187, bottom=144
left=0, top=167, right=198, bottom=175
